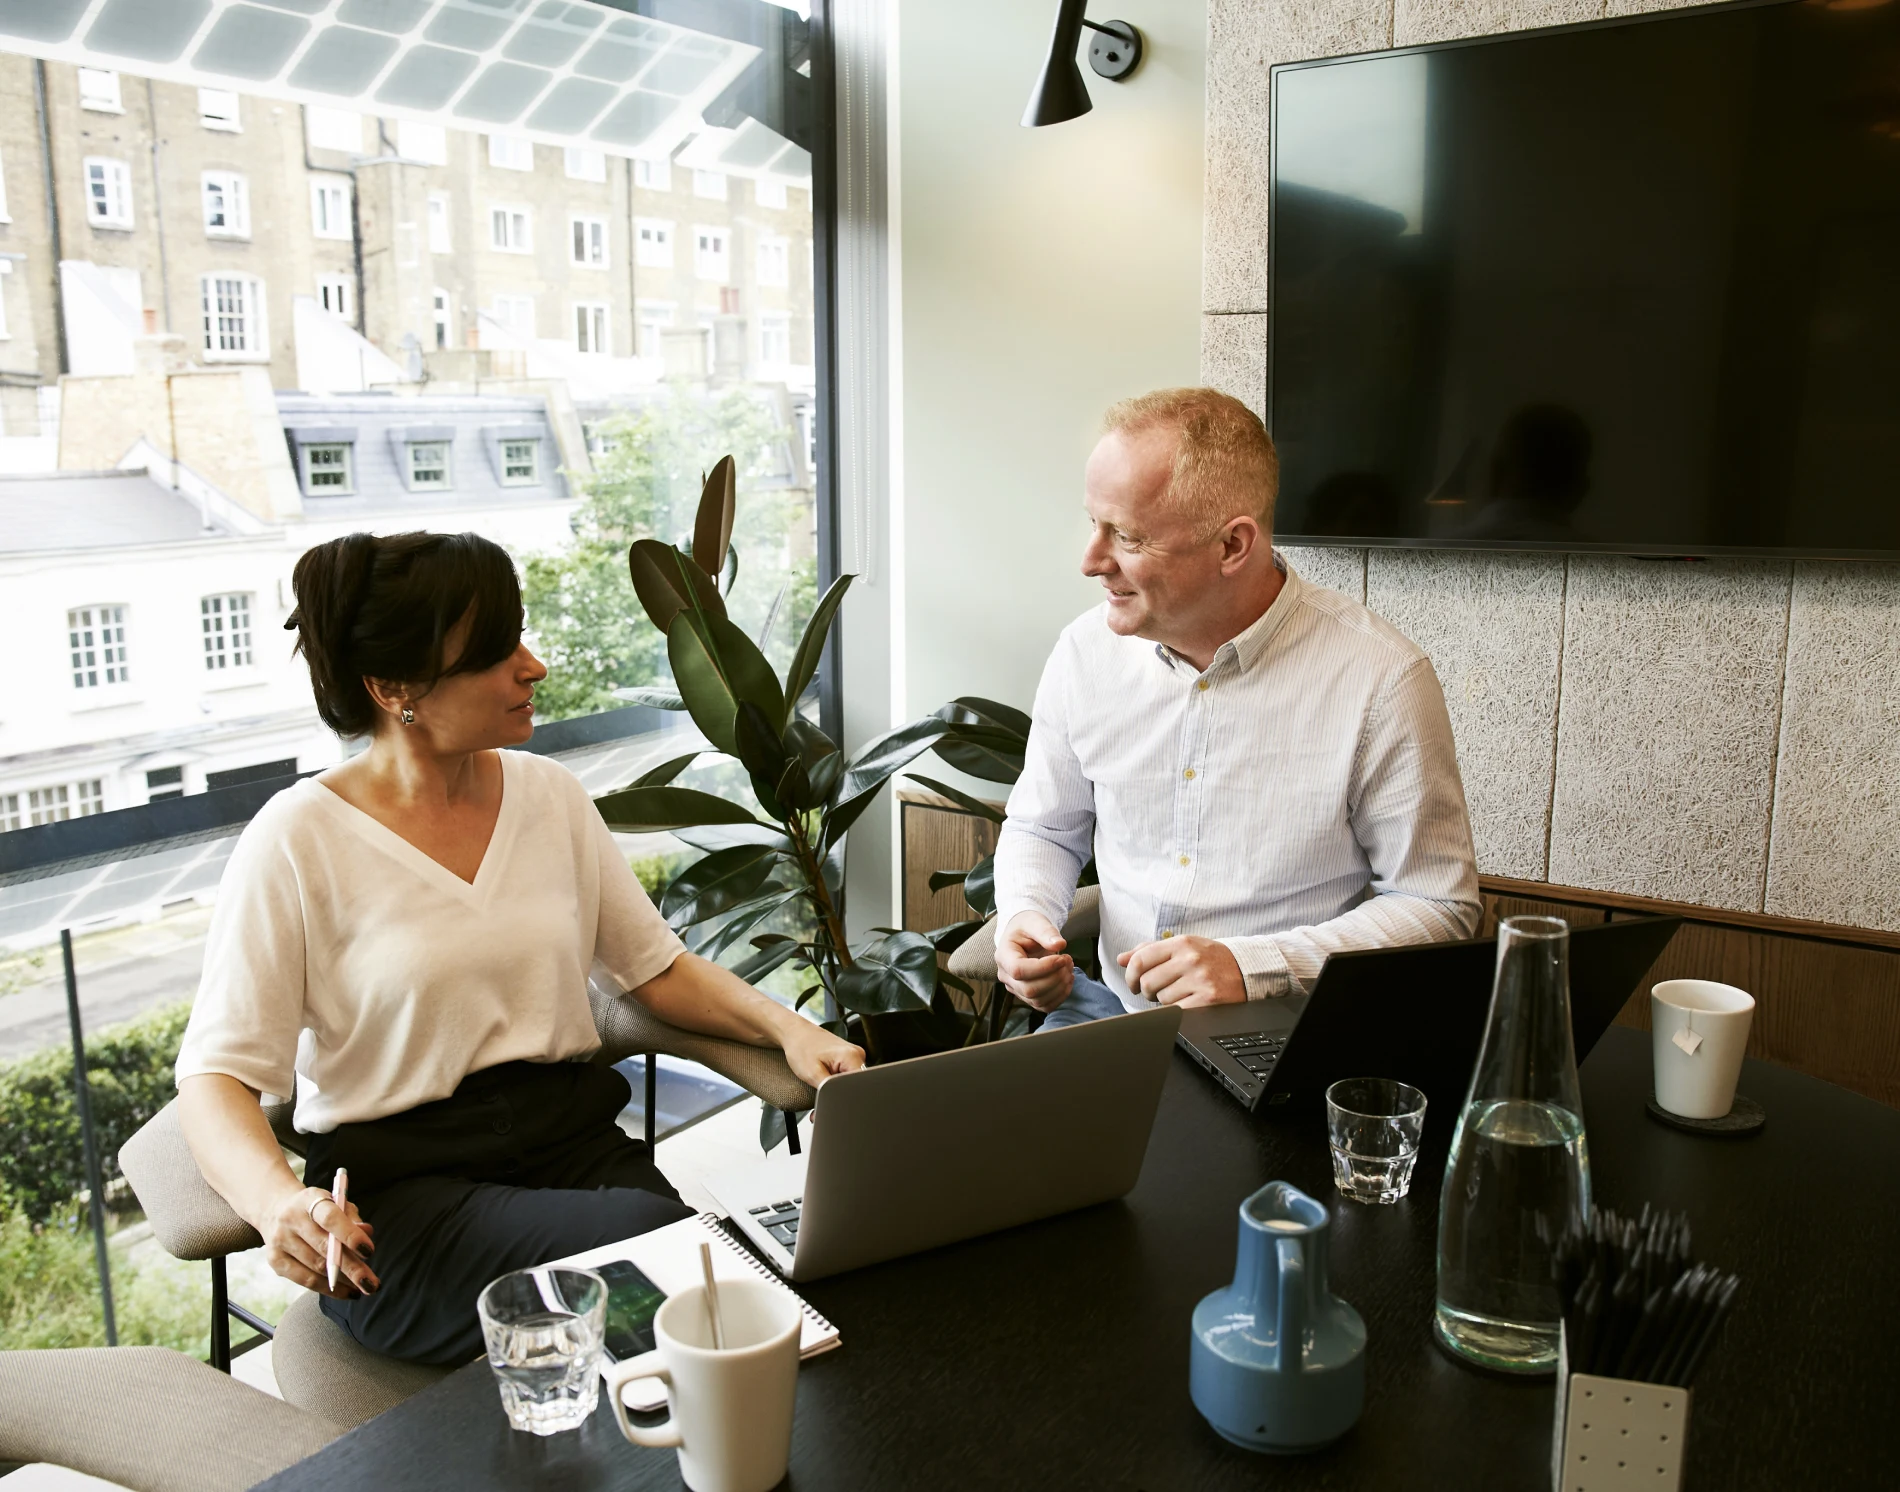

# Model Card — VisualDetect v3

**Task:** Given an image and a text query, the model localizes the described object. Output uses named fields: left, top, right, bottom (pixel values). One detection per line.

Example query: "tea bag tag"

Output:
left=1672, top=1023, right=1703, bottom=1056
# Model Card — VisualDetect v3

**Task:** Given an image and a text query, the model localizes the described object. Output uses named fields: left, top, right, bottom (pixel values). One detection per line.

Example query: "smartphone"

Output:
left=597, top=1259, right=669, bottom=1413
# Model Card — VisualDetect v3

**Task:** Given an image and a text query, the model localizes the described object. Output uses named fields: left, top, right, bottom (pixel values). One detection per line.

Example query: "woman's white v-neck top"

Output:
left=175, top=749, right=685, bottom=1134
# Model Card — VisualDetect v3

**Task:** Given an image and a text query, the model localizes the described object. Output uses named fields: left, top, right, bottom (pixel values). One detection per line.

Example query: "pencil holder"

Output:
left=1550, top=1329, right=1691, bottom=1492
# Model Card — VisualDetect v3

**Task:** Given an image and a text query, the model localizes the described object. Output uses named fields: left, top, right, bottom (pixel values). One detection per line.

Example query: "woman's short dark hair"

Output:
left=287, top=531, right=522, bottom=736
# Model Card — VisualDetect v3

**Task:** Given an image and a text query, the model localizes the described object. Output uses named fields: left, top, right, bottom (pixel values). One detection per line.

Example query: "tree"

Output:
left=522, top=387, right=815, bottom=722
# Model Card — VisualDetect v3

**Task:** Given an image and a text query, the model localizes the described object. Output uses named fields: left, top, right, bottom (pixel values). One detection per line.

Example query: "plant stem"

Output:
left=786, top=812, right=883, bottom=1064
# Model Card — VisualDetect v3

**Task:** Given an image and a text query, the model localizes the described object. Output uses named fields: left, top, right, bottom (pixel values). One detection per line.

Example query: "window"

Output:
left=489, top=205, right=532, bottom=253
left=84, top=158, right=133, bottom=229
left=692, top=170, right=727, bottom=200
left=756, top=234, right=789, bottom=287
left=488, top=135, right=534, bottom=171
left=68, top=605, right=129, bottom=689
left=573, top=302, right=609, bottom=355
left=201, top=593, right=254, bottom=670
left=427, top=193, right=451, bottom=252
left=200, top=274, right=267, bottom=358
left=198, top=88, right=240, bottom=131
left=755, top=176, right=788, bottom=209
left=398, top=119, right=447, bottom=165
left=694, top=226, right=729, bottom=281
left=77, top=68, right=122, bottom=113
left=635, top=158, right=672, bottom=192
left=565, top=147, right=606, bottom=182
left=407, top=441, right=451, bottom=489
left=635, top=218, right=674, bottom=268
left=145, top=766, right=184, bottom=802
left=23, top=781, right=104, bottom=825
left=433, top=287, right=452, bottom=349
left=570, top=216, right=607, bottom=269
left=637, top=300, right=674, bottom=358
left=492, top=294, right=535, bottom=337
left=310, top=178, right=352, bottom=240
left=759, top=313, right=791, bottom=365
left=300, top=442, right=353, bottom=493
left=500, top=439, right=540, bottom=484
left=317, top=275, right=353, bottom=320
left=202, top=171, right=250, bottom=238
left=306, top=106, right=362, bottom=153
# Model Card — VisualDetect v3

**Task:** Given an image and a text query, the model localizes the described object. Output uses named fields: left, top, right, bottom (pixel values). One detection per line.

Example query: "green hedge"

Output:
left=0, top=1002, right=191, bottom=1225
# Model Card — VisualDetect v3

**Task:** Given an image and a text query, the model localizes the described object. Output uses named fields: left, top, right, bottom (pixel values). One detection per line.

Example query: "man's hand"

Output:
left=780, top=1018, right=865, bottom=1090
left=996, top=911, right=1075, bottom=1012
left=1119, top=936, right=1247, bottom=1008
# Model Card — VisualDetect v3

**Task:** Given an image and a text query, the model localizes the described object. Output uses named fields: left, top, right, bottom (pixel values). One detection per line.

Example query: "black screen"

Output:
left=1269, top=0, right=1900, bottom=558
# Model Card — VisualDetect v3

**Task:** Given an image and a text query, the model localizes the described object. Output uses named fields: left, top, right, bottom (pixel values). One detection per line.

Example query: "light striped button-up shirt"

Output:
left=994, top=561, right=1481, bottom=1009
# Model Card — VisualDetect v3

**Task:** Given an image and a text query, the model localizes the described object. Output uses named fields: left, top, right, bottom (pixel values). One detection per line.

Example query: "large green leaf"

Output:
left=631, top=751, right=700, bottom=788
left=670, top=610, right=787, bottom=756
left=628, top=539, right=724, bottom=632
left=833, top=931, right=937, bottom=1017
left=927, top=869, right=968, bottom=895
left=594, top=786, right=764, bottom=833
left=693, top=456, right=736, bottom=578
left=824, top=718, right=951, bottom=847
left=698, top=891, right=802, bottom=962
left=615, top=687, right=686, bottom=711
left=733, top=701, right=789, bottom=784
left=782, top=573, right=853, bottom=726
left=728, top=937, right=804, bottom=984
left=935, top=696, right=1032, bottom=738
left=961, top=852, right=997, bottom=917
left=934, top=725, right=1027, bottom=784
left=660, top=844, right=787, bottom=928
left=903, top=774, right=1005, bottom=825
left=675, top=824, right=792, bottom=855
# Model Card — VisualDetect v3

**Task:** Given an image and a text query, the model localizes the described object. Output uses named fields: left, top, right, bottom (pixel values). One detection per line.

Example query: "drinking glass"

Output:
left=1325, top=1078, right=1428, bottom=1204
left=478, top=1266, right=607, bottom=1435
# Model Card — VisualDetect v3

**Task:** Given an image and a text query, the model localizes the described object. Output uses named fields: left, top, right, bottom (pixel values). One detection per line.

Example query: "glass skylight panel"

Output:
left=1, top=0, right=761, bottom=164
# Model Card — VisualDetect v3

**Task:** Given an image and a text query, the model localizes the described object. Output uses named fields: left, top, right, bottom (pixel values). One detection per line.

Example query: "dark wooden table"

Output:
left=259, top=1028, right=1900, bottom=1490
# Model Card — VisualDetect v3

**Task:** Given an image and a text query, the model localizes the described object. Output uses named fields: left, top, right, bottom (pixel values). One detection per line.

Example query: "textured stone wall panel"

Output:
left=1548, top=557, right=1791, bottom=910
left=1280, top=543, right=1365, bottom=603
left=1200, top=313, right=1268, bottom=418
left=1764, top=562, right=1900, bottom=932
left=1367, top=549, right=1565, bottom=881
left=1393, top=0, right=1606, bottom=46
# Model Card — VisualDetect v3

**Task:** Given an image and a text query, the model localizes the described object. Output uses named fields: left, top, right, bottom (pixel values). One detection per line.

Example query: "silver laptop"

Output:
left=705, top=1005, right=1182, bottom=1282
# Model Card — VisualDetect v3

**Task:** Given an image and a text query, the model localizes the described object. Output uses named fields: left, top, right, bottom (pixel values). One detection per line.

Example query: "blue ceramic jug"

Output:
left=1190, top=1180, right=1366, bottom=1452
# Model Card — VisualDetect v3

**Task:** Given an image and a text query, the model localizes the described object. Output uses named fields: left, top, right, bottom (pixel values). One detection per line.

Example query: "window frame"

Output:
left=408, top=440, right=452, bottom=490
left=570, top=214, right=608, bottom=269
left=489, top=204, right=533, bottom=254
left=693, top=224, right=730, bottom=281
left=201, top=169, right=250, bottom=239
left=67, top=604, right=130, bottom=691
left=428, top=192, right=452, bottom=253
left=564, top=146, right=607, bottom=182
left=310, top=177, right=353, bottom=241
left=83, top=157, right=134, bottom=230
left=692, top=169, right=728, bottom=200
left=634, top=158, right=672, bottom=192
left=499, top=438, right=540, bottom=486
left=572, top=301, right=610, bottom=356
left=491, top=293, right=535, bottom=338
left=298, top=441, right=355, bottom=495
left=198, top=88, right=240, bottom=131
left=635, top=217, right=675, bottom=268
left=77, top=68, right=122, bottom=113
left=432, top=286, right=453, bottom=349
left=316, top=274, right=353, bottom=321
left=756, top=233, right=790, bottom=287
left=200, top=592, right=256, bottom=673
left=636, top=299, right=675, bottom=359
left=759, top=311, right=792, bottom=366
left=488, top=134, right=535, bottom=171
left=199, top=273, right=269, bottom=361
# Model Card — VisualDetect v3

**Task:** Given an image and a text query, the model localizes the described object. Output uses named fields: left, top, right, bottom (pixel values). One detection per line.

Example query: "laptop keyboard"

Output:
left=747, top=1197, right=803, bottom=1251
left=1213, top=1031, right=1289, bottom=1083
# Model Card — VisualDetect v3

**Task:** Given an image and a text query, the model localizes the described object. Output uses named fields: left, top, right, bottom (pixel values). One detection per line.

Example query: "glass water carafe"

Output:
left=1434, top=916, right=1592, bottom=1374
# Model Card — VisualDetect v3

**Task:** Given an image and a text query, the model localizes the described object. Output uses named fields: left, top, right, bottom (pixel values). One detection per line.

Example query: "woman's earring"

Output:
left=400, top=707, right=415, bottom=726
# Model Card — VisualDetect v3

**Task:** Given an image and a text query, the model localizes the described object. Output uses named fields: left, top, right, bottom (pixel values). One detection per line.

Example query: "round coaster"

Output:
left=1645, top=1092, right=1765, bottom=1136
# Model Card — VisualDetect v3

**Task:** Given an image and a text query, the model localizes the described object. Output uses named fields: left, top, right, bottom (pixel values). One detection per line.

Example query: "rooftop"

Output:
left=0, top=470, right=241, bottom=554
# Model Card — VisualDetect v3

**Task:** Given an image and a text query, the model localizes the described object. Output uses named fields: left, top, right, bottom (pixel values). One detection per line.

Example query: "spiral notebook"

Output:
left=550, top=1212, right=840, bottom=1362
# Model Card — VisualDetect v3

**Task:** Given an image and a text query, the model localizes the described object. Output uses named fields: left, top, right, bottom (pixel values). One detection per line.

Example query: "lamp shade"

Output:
left=1023, top=0, right=1093, bottom=127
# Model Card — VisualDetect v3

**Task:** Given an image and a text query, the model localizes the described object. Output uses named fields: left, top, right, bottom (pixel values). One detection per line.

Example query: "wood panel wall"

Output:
left=898, top=793, right=1900, bottom=1109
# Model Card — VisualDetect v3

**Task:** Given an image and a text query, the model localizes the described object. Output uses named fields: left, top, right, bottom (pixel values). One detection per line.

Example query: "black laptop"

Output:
left=1175, top=916, right=1681, bottom=1115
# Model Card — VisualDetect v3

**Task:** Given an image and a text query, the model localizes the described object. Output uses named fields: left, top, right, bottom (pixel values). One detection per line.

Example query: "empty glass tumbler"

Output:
left=478, top=1266, right=607, bottom=1435
left=1325, top=1078, right=1428, bottom=1204
left=1434, top=916, right=1592, bottom=1375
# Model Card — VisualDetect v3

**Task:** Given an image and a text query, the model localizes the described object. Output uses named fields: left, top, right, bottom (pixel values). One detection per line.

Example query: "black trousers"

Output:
left=304, top=1060, right=692, bottom=1366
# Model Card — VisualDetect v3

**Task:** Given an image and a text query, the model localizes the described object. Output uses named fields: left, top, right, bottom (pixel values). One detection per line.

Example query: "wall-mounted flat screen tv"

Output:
left=1268, top=0, right=1900, bottom=559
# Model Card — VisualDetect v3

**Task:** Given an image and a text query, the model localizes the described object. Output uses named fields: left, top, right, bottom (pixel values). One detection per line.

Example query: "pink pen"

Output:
left=326, top=1168, right=349, bottom=1292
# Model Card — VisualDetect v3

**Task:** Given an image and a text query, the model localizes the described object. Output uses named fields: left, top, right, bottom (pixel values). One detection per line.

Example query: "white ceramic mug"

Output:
left=1651, top=979, right=1755, bottom=1119
left=604, top=1279, right=801, bottom=1492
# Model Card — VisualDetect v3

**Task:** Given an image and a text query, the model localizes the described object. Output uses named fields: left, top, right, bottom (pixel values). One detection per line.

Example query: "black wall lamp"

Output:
left=1022, top=0, right=1145, bottom=127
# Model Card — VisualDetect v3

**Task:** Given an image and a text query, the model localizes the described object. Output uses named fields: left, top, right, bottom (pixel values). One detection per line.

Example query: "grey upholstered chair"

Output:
left=944, top=883, right=1102, bottom=985
left=118, top=987, right=817, bottom=1430
left=0, top=1346, right=341, bottom=1492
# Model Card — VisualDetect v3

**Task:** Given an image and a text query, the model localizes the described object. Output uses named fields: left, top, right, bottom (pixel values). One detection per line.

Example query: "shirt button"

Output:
left=1183, top=768, right=1196, bottom=780
left=1196, top=680, right=1209, bottom=692
left=493, top=1118, right=514, bottom=1135
left=1179, top=855, right=1190, bottom=866
left=1161, top=929, right=1175, bottom=938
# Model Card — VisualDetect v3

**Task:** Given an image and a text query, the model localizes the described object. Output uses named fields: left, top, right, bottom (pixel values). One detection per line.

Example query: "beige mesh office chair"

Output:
left=118, top=989, right=816, bottom=1429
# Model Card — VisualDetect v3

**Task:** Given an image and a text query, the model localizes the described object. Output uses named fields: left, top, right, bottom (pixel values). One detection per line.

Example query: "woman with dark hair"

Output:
left=174, top=531, right=862, bottom=1365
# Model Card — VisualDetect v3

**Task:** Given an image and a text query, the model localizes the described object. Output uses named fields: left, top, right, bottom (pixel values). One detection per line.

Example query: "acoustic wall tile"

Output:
left=1200, top=313, right=1267, bottom=419
left=1604, top=0, right=1696, bottom=16
left=1281, top=543, right=1364, bottom=603
left=1764, top=562, right=1900, bottom=933
left=1202, top=0, right=1393, bottom=313
left=1548, top=557, right=1792, bottom=911
left=1393, top=0, right=1604, bottom=47
left=1366, top=548, right=1565, bottom=881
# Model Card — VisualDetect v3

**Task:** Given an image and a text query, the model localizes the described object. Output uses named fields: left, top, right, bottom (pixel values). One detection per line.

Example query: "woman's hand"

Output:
left=778, top=1017, right=865, bottom=1091
left=257, top=1185, right=379, bottom=1301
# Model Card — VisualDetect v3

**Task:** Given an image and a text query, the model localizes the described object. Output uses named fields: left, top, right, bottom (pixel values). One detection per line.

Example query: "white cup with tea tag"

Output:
left=604, top=1278, right=801, bottom=1492
left=1651, top=979, right=1755, bottom=1119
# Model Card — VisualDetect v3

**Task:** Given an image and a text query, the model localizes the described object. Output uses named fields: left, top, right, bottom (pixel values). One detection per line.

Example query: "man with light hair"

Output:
left=993, top=388, right=1480, bottom=1025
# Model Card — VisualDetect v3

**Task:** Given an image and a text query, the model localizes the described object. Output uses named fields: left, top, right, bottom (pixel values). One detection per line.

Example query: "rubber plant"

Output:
left=595, top=458, right=1032, bottom=1088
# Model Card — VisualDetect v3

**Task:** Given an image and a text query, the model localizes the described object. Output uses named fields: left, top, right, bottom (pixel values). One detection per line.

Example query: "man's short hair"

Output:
left=1102, top=387, right=1280, bottom=540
